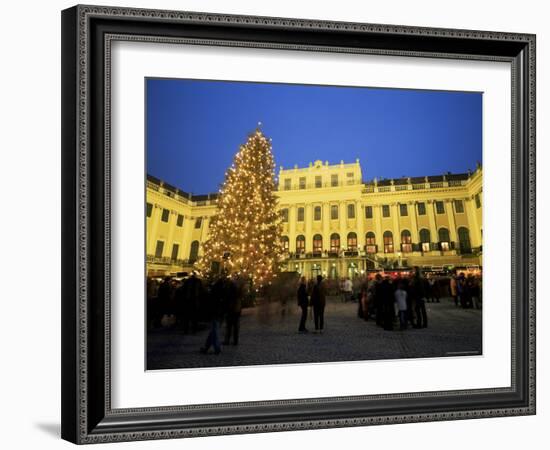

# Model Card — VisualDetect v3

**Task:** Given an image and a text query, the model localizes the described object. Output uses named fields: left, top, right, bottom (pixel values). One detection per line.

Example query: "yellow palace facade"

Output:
left=146, top=159, right=482, bottom=279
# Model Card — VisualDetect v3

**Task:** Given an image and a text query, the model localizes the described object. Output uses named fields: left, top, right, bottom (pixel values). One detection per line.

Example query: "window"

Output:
left=454, top=199, right=464, bottom=213
left=315, top=176, right=322, bottom=188
left=365, top=232, right=376, bottom=253
left=313, top=234, right=323, bottom=252
left=176, top=214, right=184, bottom=227
left=314, top=206, right=321, bottom=221
left=382, top=205, right=390, bottom=218
left=347, top=232, right=358, bottom=250
left=347, top=204, right=355, bottom=219
left=296, top=235, right=305, bottom=253
left=331, top=174, right=338, bottom=187
left=189, top=241, right=199, bottom=262
left=330, top=204, right=339, bottom=220
left=297, top=207, right=305, bottom=222
left=154, top=240, right=164, bottom=258
left=365, top=206, right=373, bottom=219
left=330, top=233, right=340, bottom=252
left=346, top=172, right=354, bottom=185
left=438, top=228, right=450, bottom=251
left=171, top=243, right=179, bottom=261
left=281, top=236, right=289, bottom=252
left=401, top=230, right=412, bottom=253
left=194, top=217, right=202, bottom=229
left=161, top=208, right=170, bottom=222
left=146, top=202, right=153, bottom=218
left=399, top=203, right=408, bottom=216
left=299, top=177, right=306, bottom=189
left=383, top=231, right=394, bottom=253
left=475, top=193, right=481, bottom=208
left=419, top=229, right=431, bottom=252
left=458, top=227, right=472, bottom=253
left=281, top=208, right=289, bottom=223
left=284, top=178, right=291, bottom=190
left=435, top=201, right=445, bottom=214
left=417, top=202, right=426, bottom=215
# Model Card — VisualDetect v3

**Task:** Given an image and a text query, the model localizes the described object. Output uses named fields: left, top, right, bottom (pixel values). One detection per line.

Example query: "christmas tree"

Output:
left=197, top=125, right=283, bottom=288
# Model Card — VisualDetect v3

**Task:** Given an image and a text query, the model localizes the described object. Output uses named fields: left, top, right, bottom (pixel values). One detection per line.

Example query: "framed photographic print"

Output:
left=61, top=4, right=536, bottom=444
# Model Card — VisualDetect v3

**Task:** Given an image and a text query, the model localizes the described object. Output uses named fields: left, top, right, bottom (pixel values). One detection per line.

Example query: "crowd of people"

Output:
left=147, top=272, right=245, bottom=355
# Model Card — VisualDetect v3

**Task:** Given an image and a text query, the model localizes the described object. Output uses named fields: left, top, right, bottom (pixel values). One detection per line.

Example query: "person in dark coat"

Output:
left=183, top=272, right=202, bottom=334
left=373, top=274, right=384, bottom=326
left=411, top=267, right=428, bottom=328
left=310, top=275, right=326, bottom=332
left=380, top=276, right=395, bottom=331
left=200, top=275, right=226, bottom=355
left=223, top=277, right=242, bottom=345
left=297, top=276, right=309, bottom=332
left=157, top=277, right=173, bottom=317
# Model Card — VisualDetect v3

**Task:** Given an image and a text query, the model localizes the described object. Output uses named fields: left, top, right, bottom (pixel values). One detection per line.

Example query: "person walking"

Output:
left=373, top=274, right=384, bottom=326
left=394, top=281, right=408, bottom=330
left=450, top=272, right=458, bottom=307
left=343, top=277, right=353, bottom=303
left=311, top=275, right=327, bottom=333
left=380, top=276, right=395, bottom=331
left=297, top=277, right=309, bottom=332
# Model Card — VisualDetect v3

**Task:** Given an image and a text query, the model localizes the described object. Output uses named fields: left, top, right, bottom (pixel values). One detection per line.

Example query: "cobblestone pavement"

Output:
left=147, top=297, right=482, bottom=370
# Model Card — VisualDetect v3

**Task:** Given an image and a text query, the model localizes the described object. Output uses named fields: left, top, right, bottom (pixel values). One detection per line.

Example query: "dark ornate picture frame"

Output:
left=61, top=4, right=536, bottom=444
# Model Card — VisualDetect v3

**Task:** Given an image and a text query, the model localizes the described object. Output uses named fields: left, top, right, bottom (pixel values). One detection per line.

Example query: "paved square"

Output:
left=147, top=296, right=482, bottom=370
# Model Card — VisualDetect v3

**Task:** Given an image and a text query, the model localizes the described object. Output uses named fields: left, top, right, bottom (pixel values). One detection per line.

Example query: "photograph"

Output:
left=145, top=78, right=484, bottom=370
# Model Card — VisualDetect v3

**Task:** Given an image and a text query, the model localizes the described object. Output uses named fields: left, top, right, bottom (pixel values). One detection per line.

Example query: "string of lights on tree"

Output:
left=197, top=124, right=283, bottom=289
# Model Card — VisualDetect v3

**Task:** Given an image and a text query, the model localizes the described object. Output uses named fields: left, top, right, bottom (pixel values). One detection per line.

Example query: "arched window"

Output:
left=330, top=233, right=340, bottom=252
left=401, top=229, right=412, bottom=253
left=189, top=240, right=200, bottom=262
left=296, top=235, right=305, bottom=254
left=313, top=205, right=321, bottom=221
left=365, top=232, right=376, bottom=254
left=313, top=234, right=323, bottom=253
left=438, top=228, right=450, bottom=251
left=458, top=227, right=472, bottom=253
left=383, top=231, right=394, bottom=253
left=281, top=236, right=289, bottom=252
left=347, top=232, right=358, bottom=250
left=419, top=228, right=431, bottom=252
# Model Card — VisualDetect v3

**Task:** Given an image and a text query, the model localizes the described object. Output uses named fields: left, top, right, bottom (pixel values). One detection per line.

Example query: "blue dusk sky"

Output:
left=146, top=78, right=482, bottom=195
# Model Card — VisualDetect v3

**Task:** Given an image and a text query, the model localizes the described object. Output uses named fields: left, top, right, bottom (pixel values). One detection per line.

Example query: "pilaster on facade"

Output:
left=409, top=201, right=419, bottom=243
left=445, top=199, right=458, bottom=243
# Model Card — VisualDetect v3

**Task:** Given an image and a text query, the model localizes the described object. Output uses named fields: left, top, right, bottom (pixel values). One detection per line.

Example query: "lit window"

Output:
left=401, top=230, right=412, bottom=253
left=313, top=234, right=323, bottom=252
left=330, top=233, right=340, bottom=252
left=281, top=236, right=289, bottom=252
left=366, top=232, right=376, bottom=254
left=296, top=235, right=305, bottom=253
left=347, top=232, right=357, bottom=250
left=420, top=229, right=431, bottom=252
left=383, top=231, right=394, bottom=253
left=438, top=228, right=450, bottom=251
